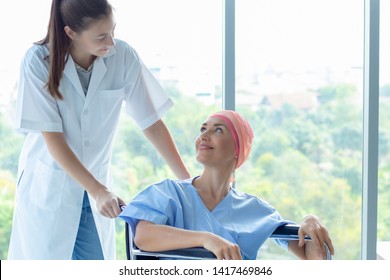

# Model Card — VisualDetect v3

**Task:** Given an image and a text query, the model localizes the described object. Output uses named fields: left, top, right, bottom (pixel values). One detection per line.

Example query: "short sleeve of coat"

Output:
left=15, top=45, right=63, bottom=133
left=123, top=46, right=173, bottom=130
left=119, top=182, right=182, bottom=237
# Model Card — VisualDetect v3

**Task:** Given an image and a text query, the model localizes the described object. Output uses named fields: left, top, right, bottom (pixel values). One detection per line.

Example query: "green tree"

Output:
left=0, top=171, right=16, bottom=260
left=0, top=115, right=24, bottom=173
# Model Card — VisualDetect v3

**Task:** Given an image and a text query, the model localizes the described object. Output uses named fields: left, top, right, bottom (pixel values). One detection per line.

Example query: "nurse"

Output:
left=120, top=110, right=335, bottom=260
left=8, top=0, right=190, bottom=260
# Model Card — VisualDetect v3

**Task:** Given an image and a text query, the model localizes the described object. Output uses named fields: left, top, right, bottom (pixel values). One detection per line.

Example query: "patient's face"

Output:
left=195, top=117, right=236, bottom=168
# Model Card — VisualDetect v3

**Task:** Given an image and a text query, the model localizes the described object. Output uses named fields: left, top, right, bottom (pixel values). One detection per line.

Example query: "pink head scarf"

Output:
left=208, top=110, right=254, bottom=169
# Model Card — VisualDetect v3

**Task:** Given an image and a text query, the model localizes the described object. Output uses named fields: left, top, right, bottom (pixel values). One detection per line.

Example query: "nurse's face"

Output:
left=195, top=117, right=237, bottom=168
left=66, top=13, right=116, bottom=58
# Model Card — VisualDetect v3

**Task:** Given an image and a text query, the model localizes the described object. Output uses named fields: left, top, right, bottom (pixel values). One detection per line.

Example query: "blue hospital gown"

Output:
left=119, top=177, right=290, bottom=260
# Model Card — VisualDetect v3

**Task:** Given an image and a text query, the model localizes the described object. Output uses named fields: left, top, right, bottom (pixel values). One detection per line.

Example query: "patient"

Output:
left=120, top=110, right=334, bottom=260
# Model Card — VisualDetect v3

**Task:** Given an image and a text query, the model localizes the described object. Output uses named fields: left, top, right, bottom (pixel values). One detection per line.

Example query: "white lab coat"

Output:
left=8, top=39, right=173, bottom=259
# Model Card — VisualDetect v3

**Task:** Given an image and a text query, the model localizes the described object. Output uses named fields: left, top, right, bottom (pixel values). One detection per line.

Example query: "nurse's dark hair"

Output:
left=37, top=0, right=112, bottom=99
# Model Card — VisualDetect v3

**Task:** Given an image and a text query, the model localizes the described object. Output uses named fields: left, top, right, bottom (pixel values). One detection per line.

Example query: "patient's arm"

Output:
left=134, top=220, right=242, bottom=260
left=288, top=214, right=335, bottom=260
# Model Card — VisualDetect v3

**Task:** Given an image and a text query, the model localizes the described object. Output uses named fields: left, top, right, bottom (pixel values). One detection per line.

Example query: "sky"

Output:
left=0, top=0, right=388, bottom=105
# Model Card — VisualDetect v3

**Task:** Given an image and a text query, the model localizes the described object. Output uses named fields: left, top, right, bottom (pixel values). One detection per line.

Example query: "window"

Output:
left=235, top=0, right=364, bottom=259
left=109, top=0, right=223, bottom=259
left=377, top=0, right=390, bottom=260
left=0, top=0, right=385, bottom=260
left=0, top=0, right=53, bottom=260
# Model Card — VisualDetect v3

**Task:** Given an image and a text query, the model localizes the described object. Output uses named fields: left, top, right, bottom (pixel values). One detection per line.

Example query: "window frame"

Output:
left=362, top=0, right=380, bottom=260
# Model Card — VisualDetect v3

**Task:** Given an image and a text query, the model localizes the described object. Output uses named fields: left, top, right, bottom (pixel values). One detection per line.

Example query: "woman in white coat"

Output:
left=8, top=0, right=190, bottom=260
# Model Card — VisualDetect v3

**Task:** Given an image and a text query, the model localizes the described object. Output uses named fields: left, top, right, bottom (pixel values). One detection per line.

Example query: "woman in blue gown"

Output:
left=120, top=110, right=334, bottom=260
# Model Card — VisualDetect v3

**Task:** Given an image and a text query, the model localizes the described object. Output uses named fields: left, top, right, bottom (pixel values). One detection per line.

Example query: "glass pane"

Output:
left=236, top=0, right=364, bottom=259
left=377, top=0, right=390, bottom=261
left=109, top=0, right=222, bottom=259
left=0, top=0, right=52, bottom=260
left=0, top=0, right=222, bottom=260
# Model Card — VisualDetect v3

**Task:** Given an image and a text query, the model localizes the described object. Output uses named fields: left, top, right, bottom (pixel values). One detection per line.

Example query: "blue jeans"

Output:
left=72, top=192, right=104, bottom=260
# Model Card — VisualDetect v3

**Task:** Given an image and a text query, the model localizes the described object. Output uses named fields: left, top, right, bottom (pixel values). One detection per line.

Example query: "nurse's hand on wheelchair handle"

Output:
left=92, top=184, right=126, bottom=218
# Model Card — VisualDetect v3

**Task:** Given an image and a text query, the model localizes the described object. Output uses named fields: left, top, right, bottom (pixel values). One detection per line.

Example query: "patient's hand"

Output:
left=299, top=214, right=334, bottom=259
left=202, top=232, right=242, bottom=260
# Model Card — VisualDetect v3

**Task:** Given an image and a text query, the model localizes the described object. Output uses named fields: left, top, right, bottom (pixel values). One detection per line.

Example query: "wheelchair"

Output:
left=124, top=222, right=332, bottom=260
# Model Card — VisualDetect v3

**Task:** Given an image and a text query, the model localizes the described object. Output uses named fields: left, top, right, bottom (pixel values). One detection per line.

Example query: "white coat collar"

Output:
left=84, top=46, right=117, bottom=108
left=63, top=55, right=86, bottom=101
left=84, top=56, right=107, bottom=108
left=63, top=46, right=116, bottom=106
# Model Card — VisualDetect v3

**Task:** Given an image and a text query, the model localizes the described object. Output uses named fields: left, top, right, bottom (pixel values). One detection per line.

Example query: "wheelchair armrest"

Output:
left=125, top=222, right=216, bottom=260
left=270, top=224, right=311, bottom=240
left=132, top=247, right=217, bottom=260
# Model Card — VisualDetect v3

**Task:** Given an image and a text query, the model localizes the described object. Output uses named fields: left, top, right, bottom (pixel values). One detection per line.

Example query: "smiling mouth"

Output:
left=199, top=144, right=213, bottom=150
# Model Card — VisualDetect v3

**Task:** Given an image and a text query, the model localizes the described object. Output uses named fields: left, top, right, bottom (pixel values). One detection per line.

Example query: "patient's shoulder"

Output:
left=230, top=188, right=276, bottom=211
left=151, top=178, right=191, bottom=188
left=147, top=178, right=194, bottom=196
